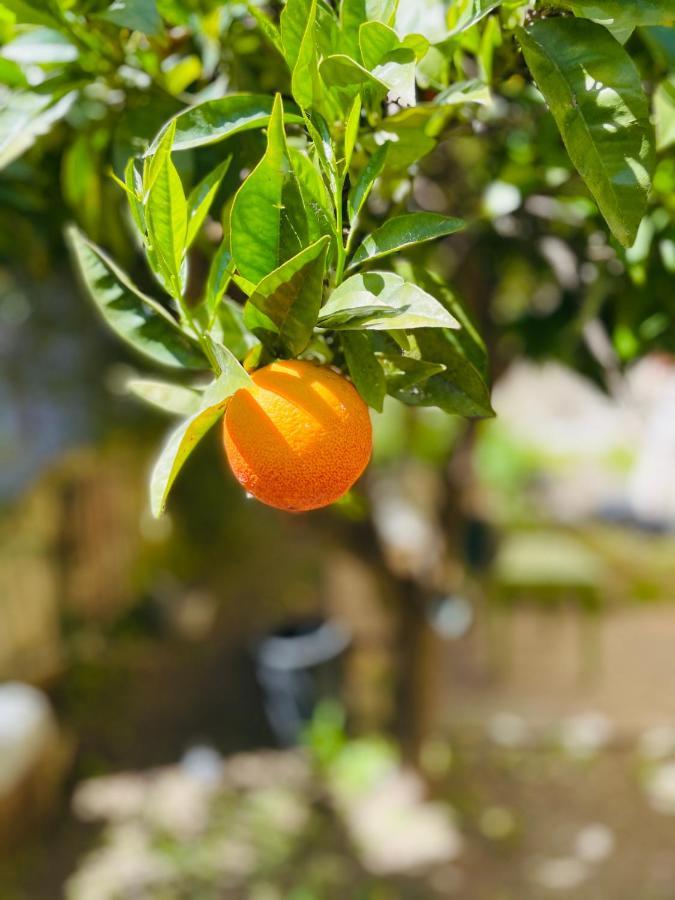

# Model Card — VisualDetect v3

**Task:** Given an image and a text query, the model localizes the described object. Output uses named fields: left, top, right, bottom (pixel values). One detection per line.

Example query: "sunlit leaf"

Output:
left=66, top=226, right=205, bottom=369
left=348, top=213, right=465, bottom=270
left=146, top=95, right=302, bottom=154
left=126, top=378, right=202, bottom=416
left=319, top=271, right=460, bottom=330
left=557, top=0, right=675, bottom=27
left=348, top=143, right=387, bottom=218
left=518, top=17, right=654, bottom=247
left=654, top=77, right=675, bottom=152
left=230, top=94, right=310, bottom=283
left=147, top=150, right=187, bottom=295
left=149, top=369, right=249, bottom=517
left=186, top=156, right=231, bottom=247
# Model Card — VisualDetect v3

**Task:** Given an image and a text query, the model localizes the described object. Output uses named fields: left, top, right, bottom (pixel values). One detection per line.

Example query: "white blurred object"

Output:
left=487, top=712, right=530, bottom=748
left=646, top=761, right=675, bottom=815
left=530, top=857, right=589, bottom=891
left=574, top=823, right=615, bottom=863
left=0, top=682, right=57, bottom=795
left=627, top=358, right=675, bottom=526
left=559, top=712, right=613, bottom=758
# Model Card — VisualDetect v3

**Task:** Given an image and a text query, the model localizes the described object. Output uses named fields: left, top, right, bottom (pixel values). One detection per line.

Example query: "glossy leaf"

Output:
left=203, top=335, right=255, bottom=386
left=518, top=18, right=654, bottom=247
left=319, top=55, right=388, bottom=97
left=348, top=143, right=387, bottom=218
left=230, top=94, right=310, bottom=283
left=291, top=0, right=322, bottom=111
left=186, top=157, right=231, bottom=247
left=149, top=370, right=248, bottom=517
left=246, top=235, right=330, bottom=357
left=348, top=213, right=465, bottom=270
left=447, top=0, right=504, bottom=37
left=557, top=1, right=675, bottom=27
left=319, top=271, right=460, bottom=330
left=379, top=354, right=446, bottom=392
left=205, top=240, right=233, bottom=320
left=344, top=96, right=361, bottom=173
left=146, top=95, right=302, bottom=154
left=126, top=378, right=202, bottom=416
left=66, top=227, right=205, bottom=370
left=395, top=331, right=493, bottom=417
left=280, top=0, right=313, bottom=68
left=147, top=151, right=187, bottom=295
left=411, top=266, right=488, bottom=379
left=655, top=77, right=675, bottom=152
left=341, top=331, right=386, bottom=412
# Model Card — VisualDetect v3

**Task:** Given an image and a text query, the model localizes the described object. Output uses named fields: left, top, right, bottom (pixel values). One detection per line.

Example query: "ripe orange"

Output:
left=222, top=359, right=372, bottom=511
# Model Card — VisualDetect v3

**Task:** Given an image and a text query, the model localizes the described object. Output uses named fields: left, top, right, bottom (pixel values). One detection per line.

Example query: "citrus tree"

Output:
left=2, top=0, right=674, bottom=515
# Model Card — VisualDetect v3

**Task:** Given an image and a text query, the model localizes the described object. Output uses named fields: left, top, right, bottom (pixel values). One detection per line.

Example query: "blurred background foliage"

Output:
left=2, top=2, right=675, bottom=899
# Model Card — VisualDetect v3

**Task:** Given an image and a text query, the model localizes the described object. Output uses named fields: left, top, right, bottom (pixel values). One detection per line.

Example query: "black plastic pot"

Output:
left=251, top=617, right=350, bottom=746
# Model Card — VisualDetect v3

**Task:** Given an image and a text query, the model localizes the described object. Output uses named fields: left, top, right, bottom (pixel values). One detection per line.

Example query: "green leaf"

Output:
left=344, top=96, right=361, bottom=173
left=126, top=378, right=202, bottom=416
left=246, top=3, right=284, bottom=54
left=291, top=0, right=322, bottom=112
left=214, top=299, right=257, bottom=360
left=518, top=18, right=654, bottom=248
left=280, top=0, right=313, bottom=68
left=66, top=227, right=206, bottom=370
left=318, top=54, right=388, bottom=98
left=395, top=331, right=493, bottom=417
left=434, top=78, right=491, bottom=107
left=144, top=119, right=176, bottom=197
left=1, top=0, right=61, bottom=26
left=341, top=331, right=386, bottom=412
left=149, top=368, right=249, bottom=517
left=655, top=77, right=675, bottom=152
left=348, top=143, right=387, bottom=219
left=348, top=213, right=464, bottom=270
left=246, top=235, right=330, bottom=357
left=557, top=1, right=675, bottom=27
left=186, top=157, right=231, bottom=247
left=203, top=335, right=254, bottom=386
left=288, top=147, right=335, bottom=244
left=0, top=91, right=76, bottom=171
left=146, top=95, right=303, bottom=154
left=230, top=94, right=310, bottom=283
left=359, top=20, right=401, bottom=68
left=379, top=354, right=446, bottom=392
left=96, top=0, right=162, bottom=36
left=124, top=157, right=146, bottom=234
left=340, top=0, right=398, bottom=60
left=319, top=271, right=460, bottom=330
left=147, top=151, right=188, bottom=295
left=410, top=265, right=488, bottom=379
left=446, top=0, right=504, bottom=37
left=205, top=239, right=233, bottom=320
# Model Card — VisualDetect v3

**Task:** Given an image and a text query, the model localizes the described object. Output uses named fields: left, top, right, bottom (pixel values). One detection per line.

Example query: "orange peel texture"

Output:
left=222, top=359, right=372, bottom=511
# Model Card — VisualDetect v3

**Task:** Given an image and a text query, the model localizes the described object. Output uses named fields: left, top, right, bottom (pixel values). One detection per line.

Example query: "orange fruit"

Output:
left=223, top=359, right=372, bottom=511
